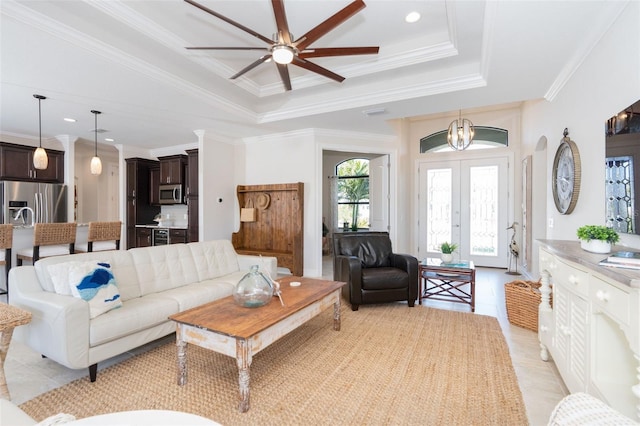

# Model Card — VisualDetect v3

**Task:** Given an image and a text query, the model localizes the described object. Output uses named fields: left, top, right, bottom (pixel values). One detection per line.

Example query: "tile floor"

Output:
left=1, top=260, right=567, bottom=425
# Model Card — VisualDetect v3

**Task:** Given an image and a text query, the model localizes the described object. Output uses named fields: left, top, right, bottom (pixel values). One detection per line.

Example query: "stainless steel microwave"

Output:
left=159, top=184, right=183, bottom=205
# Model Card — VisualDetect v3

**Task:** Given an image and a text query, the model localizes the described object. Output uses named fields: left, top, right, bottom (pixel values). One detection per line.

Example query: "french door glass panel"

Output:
left=425, top=167, right=457, bottom=252
left=467, top=165, right=499, bottom=256
left=419, top=157, right=508, bottom=268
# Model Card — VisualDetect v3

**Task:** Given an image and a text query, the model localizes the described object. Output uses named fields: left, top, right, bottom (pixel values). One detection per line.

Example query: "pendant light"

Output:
left=90, top=110, right=102, bottom=175
left=447, top=110, right=475, bottom=150
left=33, top=94, right=48, bottom=170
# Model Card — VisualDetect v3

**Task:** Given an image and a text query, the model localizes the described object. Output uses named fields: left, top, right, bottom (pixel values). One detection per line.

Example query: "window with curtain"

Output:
left=336, top=158, right=369, bottom=231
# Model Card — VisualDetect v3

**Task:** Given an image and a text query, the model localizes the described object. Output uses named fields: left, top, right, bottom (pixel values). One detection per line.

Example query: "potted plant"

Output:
left=576, top=225, right=619, bottom=253
left=440, top=242, right=458, bottom=263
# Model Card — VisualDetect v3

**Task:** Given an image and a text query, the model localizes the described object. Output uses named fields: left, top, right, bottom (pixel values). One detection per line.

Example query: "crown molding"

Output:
left=544, top=1, right=629, bottom=101
left=2, top=0, right=256, bottom=121
left=240, top=127, right=396, bottom=145
left=150, top=143, right=198, bottom=158
left=256, top=41, right=459, bottom=97
left=479, top=0, right=497, bottom=81
left=258, top=73, right=486, bottom=124
left=84, top=0, right=459, bottom=100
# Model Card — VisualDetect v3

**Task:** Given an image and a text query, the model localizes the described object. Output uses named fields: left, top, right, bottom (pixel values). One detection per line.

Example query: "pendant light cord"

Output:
left=94, top=111, right=98, bottom=156
left=38, top=98, right=42, bottom=148
left=91, top=110, right=101, bottom=157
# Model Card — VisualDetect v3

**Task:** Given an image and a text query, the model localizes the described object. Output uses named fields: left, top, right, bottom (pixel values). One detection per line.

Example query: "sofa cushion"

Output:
left=361, top=267, right=409, bottom=290
left=188, top=240, right=241, bottom=282
left=339, top=235, right=392, bottom=268
left=151, top=279, right=236, bottom=311
left=130, top=244, right=199, bottom=295
left=35, top=251, right=142, bottom=301
left=90, top=295, right=179, bottom=346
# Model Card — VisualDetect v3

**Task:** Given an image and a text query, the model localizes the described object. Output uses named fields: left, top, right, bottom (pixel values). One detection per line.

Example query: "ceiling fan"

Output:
left=184, top=0, right=379, bottom=91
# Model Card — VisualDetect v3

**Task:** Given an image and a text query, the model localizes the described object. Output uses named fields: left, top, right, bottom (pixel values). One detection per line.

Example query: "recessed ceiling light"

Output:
left=405, top=11, right=421, bottom=23
left=104, top=138, right=114, bottom=142
left=63, top=118, right=76, bottom=122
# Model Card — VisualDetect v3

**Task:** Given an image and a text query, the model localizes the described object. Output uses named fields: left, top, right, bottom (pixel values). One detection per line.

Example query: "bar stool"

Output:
left=0, top=225, right=12, bottom=296
left=75, top=221, right=122, bottom=252
left=16, top=222, right=77, bottom=266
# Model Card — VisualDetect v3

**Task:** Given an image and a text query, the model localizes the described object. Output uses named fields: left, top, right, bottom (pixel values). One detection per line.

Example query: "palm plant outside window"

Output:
left=337, top=159, right=369, bottom=231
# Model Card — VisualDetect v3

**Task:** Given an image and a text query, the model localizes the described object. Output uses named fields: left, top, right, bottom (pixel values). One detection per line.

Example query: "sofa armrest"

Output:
left=237, top=254, right=278, bottom=280
left=335, top=255, right=362, bottom=305
left=390, top=253, right=419, bottom=300
left=9, top=266, right=91, bottom=370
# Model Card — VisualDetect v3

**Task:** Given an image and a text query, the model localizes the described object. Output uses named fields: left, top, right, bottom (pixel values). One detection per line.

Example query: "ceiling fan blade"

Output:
left=230, top=54, right=272, bottom=79
left=186, top=47, right=269, bottom=51
left=299, top=46, right=379, bottom=59
left=294, top=0, right=366, bottom=51
left=271, top=0, right=291, bottom=45
left=292, top=57, right=345, bottom=83
left=184, top=0, right=273, bottom=45
left=276, top=63, right=292, bottom=91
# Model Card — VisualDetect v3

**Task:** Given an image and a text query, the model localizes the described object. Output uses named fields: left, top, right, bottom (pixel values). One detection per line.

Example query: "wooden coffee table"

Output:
left=169, top=276, right=345, bottom=413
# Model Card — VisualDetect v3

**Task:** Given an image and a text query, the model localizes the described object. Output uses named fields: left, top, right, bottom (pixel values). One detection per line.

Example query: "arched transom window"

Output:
left=420, top=126, right=509, bottom=153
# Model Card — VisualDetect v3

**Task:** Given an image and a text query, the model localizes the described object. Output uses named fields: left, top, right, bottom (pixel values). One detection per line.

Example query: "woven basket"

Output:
left=505, top=280, right=550, bottom=332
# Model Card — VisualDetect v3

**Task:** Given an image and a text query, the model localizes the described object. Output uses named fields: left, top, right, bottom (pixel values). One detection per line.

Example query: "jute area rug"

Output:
left=20, top=304, right=527, bottom=425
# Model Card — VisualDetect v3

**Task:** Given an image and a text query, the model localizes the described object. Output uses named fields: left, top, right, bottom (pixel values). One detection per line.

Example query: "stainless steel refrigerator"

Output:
left=1, top=181, right=67, bottom=225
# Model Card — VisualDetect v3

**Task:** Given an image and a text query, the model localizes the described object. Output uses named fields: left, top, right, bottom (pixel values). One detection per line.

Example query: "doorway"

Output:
left=417, top=156, right=510, bottom=268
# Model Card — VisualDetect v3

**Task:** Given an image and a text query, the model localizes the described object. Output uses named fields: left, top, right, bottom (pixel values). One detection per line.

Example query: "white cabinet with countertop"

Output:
left=538, top=240, right=640, bottom=420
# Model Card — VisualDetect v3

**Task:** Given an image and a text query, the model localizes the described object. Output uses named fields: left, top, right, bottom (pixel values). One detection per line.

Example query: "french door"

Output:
left=418, top=157, right=509, bottom=268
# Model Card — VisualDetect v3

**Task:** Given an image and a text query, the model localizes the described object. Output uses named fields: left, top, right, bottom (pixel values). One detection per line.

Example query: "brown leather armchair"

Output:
left=333, top=231, right=418, bottom=311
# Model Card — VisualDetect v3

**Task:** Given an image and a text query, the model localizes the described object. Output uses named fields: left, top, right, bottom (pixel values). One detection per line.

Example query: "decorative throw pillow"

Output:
left=48, top=261, right=122, bottom=318
left=48, top=262, right=75, bottom=296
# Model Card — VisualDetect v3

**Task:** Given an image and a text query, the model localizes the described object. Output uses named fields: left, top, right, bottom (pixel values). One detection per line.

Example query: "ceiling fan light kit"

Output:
left=184, top=0, right=379, bottom=91
left=447, top=110, right=475, bottom=151
left=33, top=94, right=49, bottom=170
left=271, top=45, right=295, bottom=64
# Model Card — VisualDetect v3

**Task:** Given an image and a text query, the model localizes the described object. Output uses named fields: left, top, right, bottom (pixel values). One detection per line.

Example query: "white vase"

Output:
left=441, top=253, right=453, bottom=263
left=580, top=239, right=612, bottom=254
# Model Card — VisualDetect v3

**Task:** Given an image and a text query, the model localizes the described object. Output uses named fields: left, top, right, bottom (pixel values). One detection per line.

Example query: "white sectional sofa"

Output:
left=9, top=240, right=277, bottom=382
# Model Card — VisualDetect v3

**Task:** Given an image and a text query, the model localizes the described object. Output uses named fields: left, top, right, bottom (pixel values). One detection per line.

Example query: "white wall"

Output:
left=74, top=141, right=119, bottom=223
left=236, top=129, right=399, bottom=277
left=399, top=105, right=523, bottom=264
left=199, top=131, right=237, bottom=241
left=521, top=1, right=640, bottom=277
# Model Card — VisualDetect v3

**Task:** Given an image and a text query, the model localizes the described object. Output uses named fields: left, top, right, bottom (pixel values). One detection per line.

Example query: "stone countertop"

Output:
left=135, top=224, right=188, bottom=230
left=537, top=239, right=640, bottom=289
left=11, top=222, right=88, bottom=229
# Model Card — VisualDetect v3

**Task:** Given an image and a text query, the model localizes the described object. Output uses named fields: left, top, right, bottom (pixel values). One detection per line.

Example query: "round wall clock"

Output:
left=552, top=128, right=581, bottom=214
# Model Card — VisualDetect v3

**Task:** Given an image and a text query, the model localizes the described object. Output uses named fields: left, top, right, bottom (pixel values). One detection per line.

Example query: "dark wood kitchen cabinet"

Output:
left=169, top=229, right=187, bottom=244
left=0, top=142, right=64, bottom=183
left=158, top=155, right=187, bottom=185
left=136, top=228, right=152, bottom=247
left=149, top=165, right=160, bottom=206
left=126, top=158, right=160, bottom=249
left=186, top=149, right=198, bottom=242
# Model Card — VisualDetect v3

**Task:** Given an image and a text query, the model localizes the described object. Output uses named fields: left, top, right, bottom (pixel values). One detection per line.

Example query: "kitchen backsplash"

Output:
left=160, top=204, right=188, bottom=227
